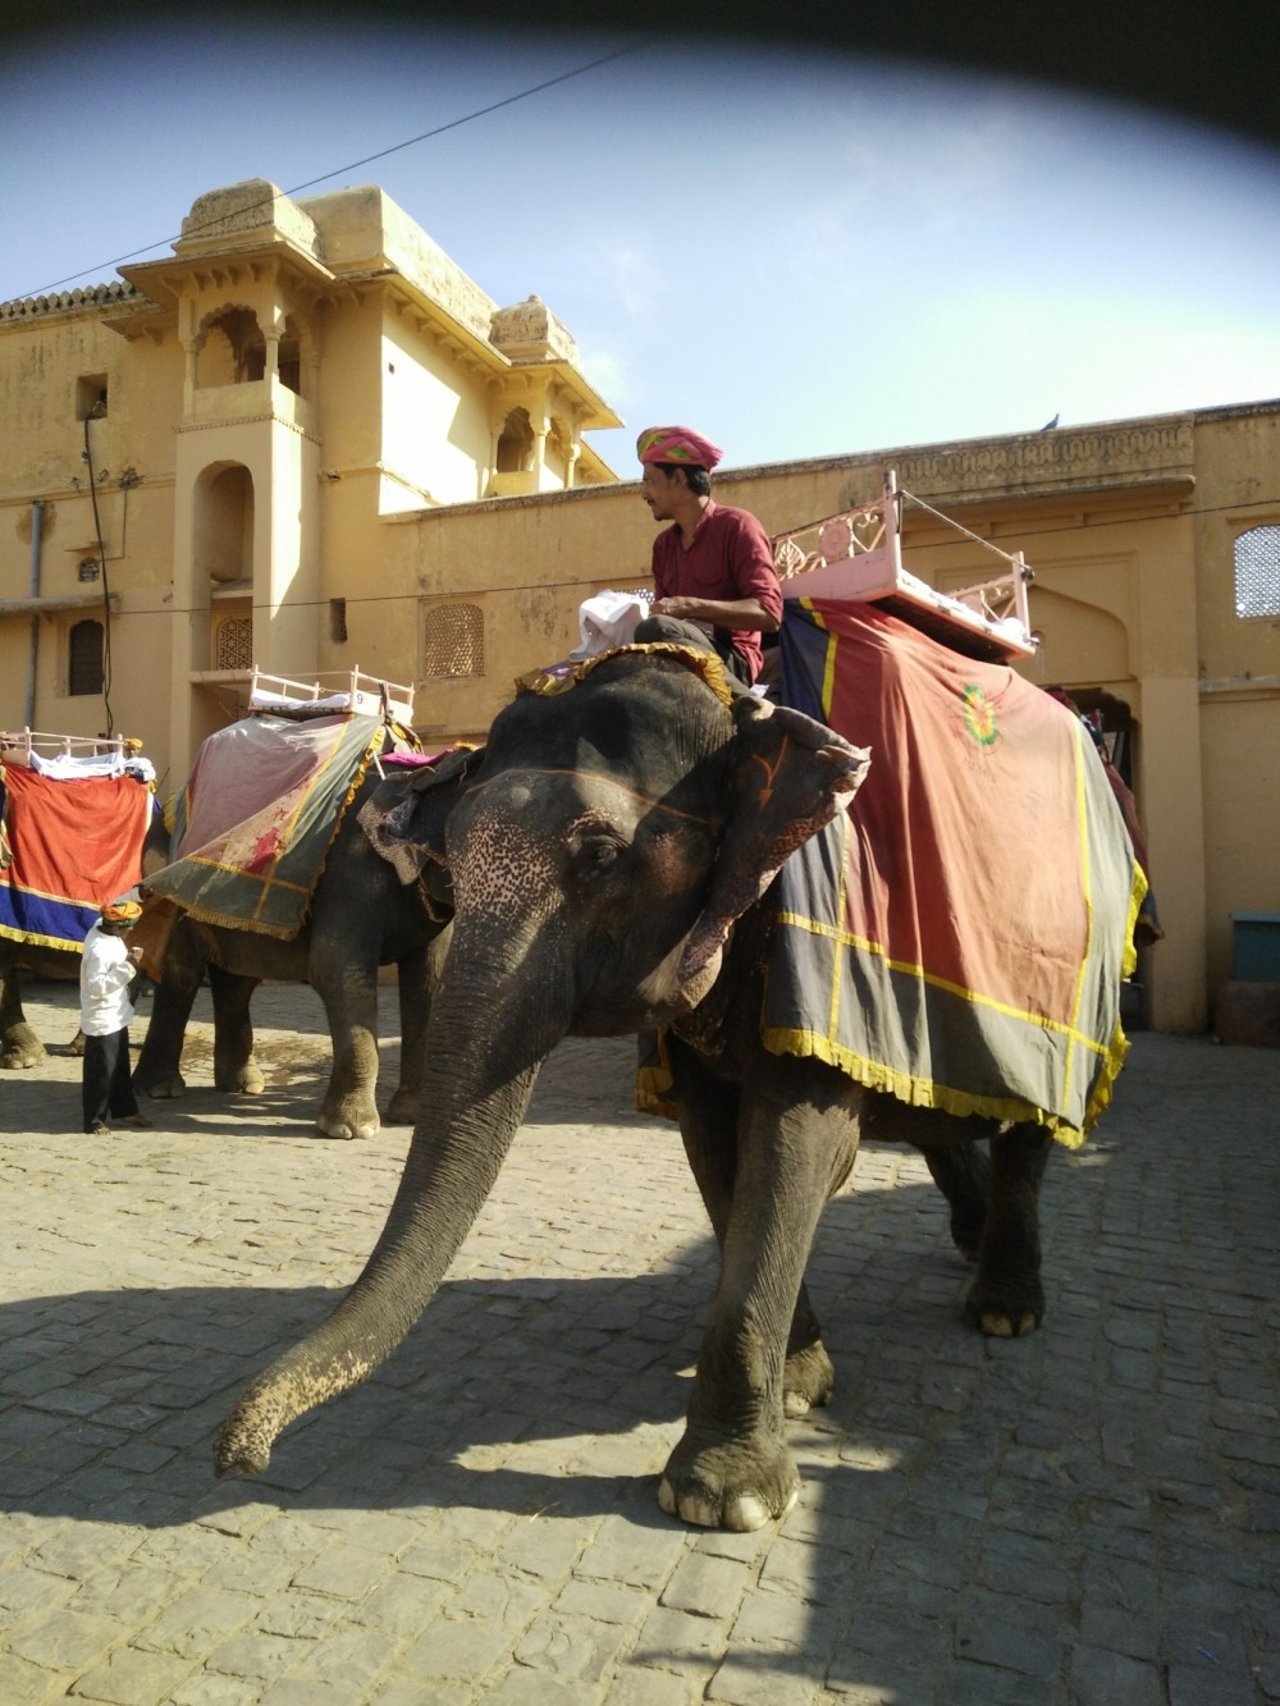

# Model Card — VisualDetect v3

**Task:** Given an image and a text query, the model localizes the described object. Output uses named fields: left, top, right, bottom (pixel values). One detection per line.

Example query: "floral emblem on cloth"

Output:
left=961, top=683, right=1000, bottom=748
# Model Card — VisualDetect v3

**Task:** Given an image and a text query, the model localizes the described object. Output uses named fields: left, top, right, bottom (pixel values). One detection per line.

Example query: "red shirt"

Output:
left=651, top=501, right=783, bottom=683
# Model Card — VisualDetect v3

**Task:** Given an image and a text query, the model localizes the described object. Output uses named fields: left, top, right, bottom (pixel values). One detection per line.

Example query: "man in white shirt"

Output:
left=80, top=900, right=151, bottom=1135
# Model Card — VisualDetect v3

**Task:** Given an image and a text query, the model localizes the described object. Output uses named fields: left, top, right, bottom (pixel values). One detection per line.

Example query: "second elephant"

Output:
left=133, top=767, right=456, bottom=1139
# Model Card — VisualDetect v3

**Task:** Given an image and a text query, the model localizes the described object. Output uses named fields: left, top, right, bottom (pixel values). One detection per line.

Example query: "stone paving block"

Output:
left=134, top=1586, right=260, bottom=1657
left=0, top=1649, right=65, bottom=1706
left=166, top=1671, right=262, bottom=1706
left=708, top=1653, right=827, bottom=1705
left=403, top=1610, right=526, bottom=1681
left=281, top=1625, right=398, bottom=1691
left=1166, top=1663, right=1261, bottom=1705
left=8, top=1608, right=120, bottom=1673
left=257, top=1682, right=353, bottom=1706
left=513, top=1609, right=631, bottom=1681
left=604, top=1662, right=698, bottom=1704
left=289, top=1541, right=391, bottom=1601
left=1068, top=1643, right=1165, bottom=1705
left=0, top=1562, right=79, bottom=1625
left=202, top=1632, right=305, bottom=1681
left=252, top=1591, right=348, bottom=1640
left=573, top=1514, right=688, bottom=1591
left=632, top=1605, right=728, bottom=1674
left=348, top=1571, right=450, bottom=1637
left=659, top=1551, right=751, bottom=1620
left=68, top=1644, right=198, bottom=1705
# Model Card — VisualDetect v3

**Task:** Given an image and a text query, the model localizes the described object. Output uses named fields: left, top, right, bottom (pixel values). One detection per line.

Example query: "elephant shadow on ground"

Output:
left=0, top=1150, right=1043, bottom=1534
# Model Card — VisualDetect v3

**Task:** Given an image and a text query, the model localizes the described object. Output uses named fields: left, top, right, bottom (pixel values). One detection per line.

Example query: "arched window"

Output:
left=68, top=619, right=104, bottom=696
left=422, top=603, right=484, bottom=678
left=495, top=409, right=534, bottom=474
left=1234, top=525, right=1280, bottom=618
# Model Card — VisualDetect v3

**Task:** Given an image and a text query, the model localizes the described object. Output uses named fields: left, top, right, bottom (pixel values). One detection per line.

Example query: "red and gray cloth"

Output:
left=765, top=601, right=1144, bottom=1145
left=143, top=714, right=391, bottom=939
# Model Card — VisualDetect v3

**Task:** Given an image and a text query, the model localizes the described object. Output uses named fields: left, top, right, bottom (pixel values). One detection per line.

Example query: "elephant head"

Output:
left=215, top=650, right=869, bottom=1476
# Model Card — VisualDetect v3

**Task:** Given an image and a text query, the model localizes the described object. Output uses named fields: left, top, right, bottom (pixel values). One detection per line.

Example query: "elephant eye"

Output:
left=574, top=832, right=625, bottom=872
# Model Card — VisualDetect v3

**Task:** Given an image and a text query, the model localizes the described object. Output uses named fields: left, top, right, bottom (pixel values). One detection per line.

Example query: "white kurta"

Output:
left=79, top=923, right=136, bottom=1036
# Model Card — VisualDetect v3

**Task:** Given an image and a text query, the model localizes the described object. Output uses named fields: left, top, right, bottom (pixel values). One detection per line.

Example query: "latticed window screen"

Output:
left=215, top=617, right=254, bottom=671
left=422, top=603, right=484, bottom=677
left=1234, top=525, right=1280, bottom=619
left=68, top=619, right=104, bottom=696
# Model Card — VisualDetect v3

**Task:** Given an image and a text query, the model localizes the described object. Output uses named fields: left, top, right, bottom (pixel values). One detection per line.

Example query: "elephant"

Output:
left=213, top=648, right=1085, bottom=1529
left=133, top=766, right=456, bottom=1140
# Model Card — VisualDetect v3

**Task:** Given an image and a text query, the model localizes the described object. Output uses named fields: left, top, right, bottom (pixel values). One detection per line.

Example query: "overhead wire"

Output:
left=64, top=490, right=1280, bottom=622
left=16, top=41, right=644, bottom=299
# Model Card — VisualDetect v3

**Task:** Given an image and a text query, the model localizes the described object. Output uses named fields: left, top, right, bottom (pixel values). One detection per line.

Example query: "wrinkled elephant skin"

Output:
left=214, top=651, right=1064, bottom=1529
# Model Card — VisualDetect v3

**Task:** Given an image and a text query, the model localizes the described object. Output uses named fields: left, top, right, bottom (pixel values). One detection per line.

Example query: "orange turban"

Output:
left=636, top=426, right=724, bottom=470
left=101, top=900, right=142, bottom=923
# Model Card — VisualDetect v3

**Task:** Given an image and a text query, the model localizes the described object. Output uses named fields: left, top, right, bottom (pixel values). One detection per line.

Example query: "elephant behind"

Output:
left=214, top=645, right=1139, bottom=1528
left=133, top=765, right=457, bottom=1140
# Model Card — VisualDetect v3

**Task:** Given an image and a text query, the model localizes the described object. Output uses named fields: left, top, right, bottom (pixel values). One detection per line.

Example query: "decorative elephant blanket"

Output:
left=764, top=601, right=1144, bottom=1145
left=144, top=713, right=396, bottom=940
left=0, top=763, right=153, bottom=952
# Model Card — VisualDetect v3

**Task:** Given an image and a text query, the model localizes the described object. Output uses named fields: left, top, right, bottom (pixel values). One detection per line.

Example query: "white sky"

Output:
left=4, top=19, right=1279, bottom=476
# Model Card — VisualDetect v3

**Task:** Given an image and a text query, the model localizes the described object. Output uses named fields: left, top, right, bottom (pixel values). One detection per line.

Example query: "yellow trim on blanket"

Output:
left=773, top=908, right=1112, bottom=1057
left=0, top=923, right=80, bottom=952
left=635, top=1013, right=1128, bottom=1147
left=758, top=1023, right=1090, bottom=1147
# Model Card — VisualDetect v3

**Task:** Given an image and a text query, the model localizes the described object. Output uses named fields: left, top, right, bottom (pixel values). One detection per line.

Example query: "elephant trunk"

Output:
left=214, top=932, right=566, bottom=1476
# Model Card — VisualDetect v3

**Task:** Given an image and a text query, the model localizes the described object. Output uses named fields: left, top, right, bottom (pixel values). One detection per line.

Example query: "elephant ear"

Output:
left=678, top=699, right=870, bottom=985
left=359, top=746, right=484, bottom=886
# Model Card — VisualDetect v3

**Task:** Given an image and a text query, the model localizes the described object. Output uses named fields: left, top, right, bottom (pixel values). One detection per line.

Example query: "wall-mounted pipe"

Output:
left=24, top=500, right=44, bottom=727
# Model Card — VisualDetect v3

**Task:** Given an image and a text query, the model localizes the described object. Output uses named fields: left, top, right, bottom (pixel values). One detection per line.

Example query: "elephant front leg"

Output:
left=310, top=943, right=380, bottom=1140
left=0, top=969, right=44, bottom=1070
left=962, top=1122, right=1053, bottom=1337
left=662, top=1056, right=860, bottom=1530
left=385, top=941, right=430, bottom=1127
left=668, top=1037, right=833, bottom=1420
left=208, top=965, right=265, bottom=1095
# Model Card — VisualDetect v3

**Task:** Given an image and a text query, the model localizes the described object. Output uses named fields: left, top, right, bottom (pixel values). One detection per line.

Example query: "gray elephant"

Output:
left=133, top=767, right=455, bottom=1140
left=214, top=649, right=1125, bottom=1528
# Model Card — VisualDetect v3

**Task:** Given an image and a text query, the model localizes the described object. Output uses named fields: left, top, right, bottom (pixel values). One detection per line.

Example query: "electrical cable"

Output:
left=56, top=487, right=1280, bottom=623
left=82, top=409, right=115, bottom=735
left=16, top=43, right=644, bottom=300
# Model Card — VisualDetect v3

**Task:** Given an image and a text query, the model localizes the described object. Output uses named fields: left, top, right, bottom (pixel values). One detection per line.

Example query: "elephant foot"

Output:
left=783, top=1339, right=835, bottom=1419
left=658, top=1429, right=800, bottom=1532
left=964, top=1271, right=1045, bottom=1338
left=136, top=1070, right=187, bottom=1100
left=315, top=1099, right=380, bottom=1141
left=385, top=1085, right=420, bottom=1126
left=215, top=1060, right=265, bottom=1095
left=1, top=1036, right=45, bottom=1070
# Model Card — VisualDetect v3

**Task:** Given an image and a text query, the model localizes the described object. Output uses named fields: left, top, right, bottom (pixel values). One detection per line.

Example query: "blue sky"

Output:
left=4, top=18, right=1279, bottom=476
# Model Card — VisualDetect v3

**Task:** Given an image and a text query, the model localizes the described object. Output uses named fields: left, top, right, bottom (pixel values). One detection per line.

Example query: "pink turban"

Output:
left=636, top=425, right=724, bottom=470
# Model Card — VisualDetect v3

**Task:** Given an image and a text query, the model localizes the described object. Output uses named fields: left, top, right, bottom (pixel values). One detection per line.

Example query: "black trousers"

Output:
left=82, top=1028, right=138, bottom=1131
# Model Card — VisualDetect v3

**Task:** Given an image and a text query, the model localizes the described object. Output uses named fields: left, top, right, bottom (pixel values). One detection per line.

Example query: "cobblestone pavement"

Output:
left=0, top=980, right=1277, bottom=1705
